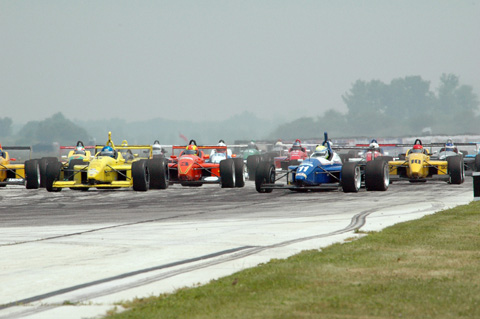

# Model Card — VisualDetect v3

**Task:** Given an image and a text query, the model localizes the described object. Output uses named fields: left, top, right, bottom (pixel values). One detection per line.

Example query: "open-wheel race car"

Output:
left=45, top=132, right=169, bottom=192
left=0, top=145, right=40, bottom=189
left=255, top=133, right=390, bottom=193
left=273, top=139, right=309, bottom=170
left=387, top=139, right=464, bottom=184
left=168, top=140, right=244, bottom=188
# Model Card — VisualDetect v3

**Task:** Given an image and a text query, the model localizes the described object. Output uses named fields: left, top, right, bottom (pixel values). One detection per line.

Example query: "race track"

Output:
left=0, top=179, right=474, bottom=319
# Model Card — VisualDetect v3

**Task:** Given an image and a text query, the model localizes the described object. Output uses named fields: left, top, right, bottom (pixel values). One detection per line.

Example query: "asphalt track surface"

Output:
left=0, top=178, right=474, bottom=319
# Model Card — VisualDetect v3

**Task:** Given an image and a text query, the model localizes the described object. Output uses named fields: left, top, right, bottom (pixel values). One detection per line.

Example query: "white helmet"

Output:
left=369, top=142, right=379, bottom=149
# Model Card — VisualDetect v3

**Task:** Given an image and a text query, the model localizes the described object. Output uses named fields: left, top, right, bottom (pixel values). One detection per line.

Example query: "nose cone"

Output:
left=294, top=163, right=314, bottom=184
left=409, top=155, right=424, bottom=178
left=178, top=157, right=195, bottom=176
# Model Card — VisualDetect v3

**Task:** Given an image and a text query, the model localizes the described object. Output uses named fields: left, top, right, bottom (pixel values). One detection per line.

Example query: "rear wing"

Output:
left=2, top=146, right=33, bottom=161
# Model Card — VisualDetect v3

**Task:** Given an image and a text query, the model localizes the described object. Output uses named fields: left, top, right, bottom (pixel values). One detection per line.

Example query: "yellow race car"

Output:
left=45, top=132, right=169, bottom=192
left=388, top=139, right=464, bottom=184
left=0, top=145, right=40, bottom=189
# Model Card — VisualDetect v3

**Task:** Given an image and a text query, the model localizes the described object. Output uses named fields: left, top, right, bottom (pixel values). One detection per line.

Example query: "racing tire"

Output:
left=39, top=157, right=59, bottom=188
left=220, top=158, right=235, bottom=188
left=339, top=154, right=351, bottom=163
left=25, top=159, right=40, bottom=189
left=132, top=160, right=150, bottom=191
left=255, top=161, right=275, bottom=193
left=46, top=161, right=63, bottom=192
left=246, top=155, right=260, bottom=180
left=233, top=158, right=245, bottom=188
left=341, top=162, right=361, bottom=193
left=148, top=158, right=169, bottom=189
left=365, top=159, right=389, bottom=191
left=475, top=154, right=480, bottom=172
left=447, top=155, right=464, bottom=185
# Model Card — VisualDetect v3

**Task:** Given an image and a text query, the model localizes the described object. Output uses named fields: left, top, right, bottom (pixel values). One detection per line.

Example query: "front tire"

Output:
left=365, top=160, right=389, bottom=191
left=448, top=155, right=464, bottom=184
left=148, top=158, right=169, bottom=189
left=255, top=161, right=275, bottom=193
left=341, top=162, right=361, bottom=193
left=39, top=157, right=59, bottom=188
left=233, top=158, right=245, bottom=187
left=46, top=161, right=62, bottom=192
left=25, top=159, right=40, bottom=189
left=132, top=160, right=150, bottom=191
left=220, top=158, right=235, bottom=188
left=246, top=155, right=260, bottom=180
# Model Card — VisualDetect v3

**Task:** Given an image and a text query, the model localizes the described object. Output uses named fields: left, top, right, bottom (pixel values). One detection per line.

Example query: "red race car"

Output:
left=274, top=139, right=309, bottom=170
left=168, top=140, right=244, bottom=188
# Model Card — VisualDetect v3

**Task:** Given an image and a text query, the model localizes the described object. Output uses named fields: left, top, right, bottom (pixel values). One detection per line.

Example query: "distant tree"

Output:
left=16, top=112, right=89, bottom=145
left=0, top=117, right=13, bottom=137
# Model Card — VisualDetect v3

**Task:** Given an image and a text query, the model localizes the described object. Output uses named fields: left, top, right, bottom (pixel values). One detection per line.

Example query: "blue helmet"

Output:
left=100, top=146, right=114, bottom=157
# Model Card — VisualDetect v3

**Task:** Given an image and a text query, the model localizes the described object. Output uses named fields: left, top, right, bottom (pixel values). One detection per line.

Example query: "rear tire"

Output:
left=67, top=159, right=85, bottom=181
left=25, top=159, right=40, bottom=189
left=148, top=158, right=169, bottom=189
left=246, top=155, right=260, bottom=180
left=220, top=158, right=235, bottom=188
left=46, top=161, right=62, bottom=192
left=233, top=158, right=245, bottom=187
left=447, top=155, right=464, bottom=184
left=39, top=157, right=59, bottom=188
left=255, top=161, right=275, bottom=193
left=365, top=160, right=389, bottom=191
left=341, top=162, right=361, bottom=193
left=132, top=160, right=149, bottom=191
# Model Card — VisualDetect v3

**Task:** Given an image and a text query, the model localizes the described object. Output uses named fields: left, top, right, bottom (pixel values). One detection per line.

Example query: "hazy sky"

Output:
left=1, top=1, right=479, bottom=124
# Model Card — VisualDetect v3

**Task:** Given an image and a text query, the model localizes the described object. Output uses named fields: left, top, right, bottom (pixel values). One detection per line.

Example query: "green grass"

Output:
left=105, top=201, right=480, bottom=319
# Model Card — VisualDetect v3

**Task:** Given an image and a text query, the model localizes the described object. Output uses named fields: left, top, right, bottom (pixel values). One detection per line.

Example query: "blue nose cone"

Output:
left=294, top=163, right=315, bottom=184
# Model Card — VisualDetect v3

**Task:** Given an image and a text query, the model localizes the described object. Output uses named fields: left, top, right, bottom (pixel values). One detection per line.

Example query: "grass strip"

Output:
left=105, top=201, right=480, bottom=319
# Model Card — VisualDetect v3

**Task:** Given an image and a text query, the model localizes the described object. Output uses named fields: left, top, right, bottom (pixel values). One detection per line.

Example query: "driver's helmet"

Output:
left=100, top=146, right=114, bottom=157
left=412, top=144, right=423, bottom=153
left=216, top=141, right=227, bottom=153
left=292, top=140, right=302, bottom=150
left=312, top=145, right=328, bottom=159
left=185, top=144, right=198, bottom=155
left=247, top=141, right=256, bottom=149
left=369, top=142, right=379, bottom=150
left=445, top=141, right=455, bottom=152
left=152, top=143, right=162, bottom=155
left=74, top=146, right=86, bottom=155
left=0, top=149, right=4, bottom=158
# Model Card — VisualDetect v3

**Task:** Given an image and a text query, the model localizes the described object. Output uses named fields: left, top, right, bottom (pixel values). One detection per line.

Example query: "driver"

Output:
left=311, top=145, right=330, bottom=160
left=411, top=144, right=424, bottom=154
left=74, top=145, right=86, bottom=155
left=444, top=140, right=458, bottom=153
left=290, top=139, right=306, bottom=152
left=247, top=140, right=258, bottom=150
left=152, top=141, right=166, bottom=156
left=185, top=144, right=198, bottom=155
left=369, top=142, right=380, bottom=150
left=99, top=146, right=115, bottom=158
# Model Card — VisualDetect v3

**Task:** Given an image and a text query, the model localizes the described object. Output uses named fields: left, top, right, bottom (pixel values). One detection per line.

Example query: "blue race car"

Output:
left=255, top=133, right=389, bottom=193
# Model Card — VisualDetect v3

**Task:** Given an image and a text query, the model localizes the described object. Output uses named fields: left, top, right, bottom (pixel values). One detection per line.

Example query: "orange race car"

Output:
left=168, top=140, right=244, bottom=188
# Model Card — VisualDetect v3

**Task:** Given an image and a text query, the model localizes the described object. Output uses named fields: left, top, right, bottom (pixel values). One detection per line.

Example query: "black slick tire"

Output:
left=220, top=158, right=235, bottom=188
left=46, top=161, right=62, bottom=192
left=233, top=158, right=245, bottom=188
left=447, top=155, right=464, bottom=185
left=25, top=159, right=40, bottom=189
left=148, top=158, right=169, bottom=189
left=365, top=160, right=389, bottom=191
left=255, top=161, right=275, bottom=193
left=39, top=157, right=59, bottom=188
left=246, top=155, right=260, bottom=180
left=341, top=162, right=361, bottom=193
left=132, top=160, right=149, bottom=191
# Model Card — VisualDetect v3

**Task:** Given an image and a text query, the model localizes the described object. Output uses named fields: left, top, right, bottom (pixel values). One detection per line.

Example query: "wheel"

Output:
left=475, top=154, right=480, bottom=172
left=341, top=162, right=361, bottom=193
left=39, top=157, right=59, bottom=188
left=255, top=161, right=275, bottom=193
left=25, top=159, right=40, bottom=189
left=246, top=155, right=260, bottom=180
left=339, top=154, right=351, bottom=163
left=233, top=158, right=245, bottom=188
left=46, top=161, right=63, bottom=192
left=148, top=158, right=169, bottom=189
left=447, top=155, right=464, bottom=184
left=67, top=159, right=85, bottom=181
left=365, top=160, right=389, bottom=191
left=132, top=160, right=150, bottom=191
left=220, top=158, right=235, bottom=188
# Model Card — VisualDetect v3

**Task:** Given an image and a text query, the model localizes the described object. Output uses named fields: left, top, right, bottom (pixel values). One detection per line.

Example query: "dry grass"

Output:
left=105, top=201, right=480, bottom=319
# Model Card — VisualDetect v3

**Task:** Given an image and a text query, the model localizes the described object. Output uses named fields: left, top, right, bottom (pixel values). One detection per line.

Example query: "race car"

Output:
left=45, top=132, right=169, bottom=192
left=168, top=140, right=244, bottom=188
left=255, top=133, right=390, bottom=193
left=0, top=145, right=40, bottom=189
left=387, top=139, right=464, bottom=184
left=273, top=139, right=309, bottom=170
